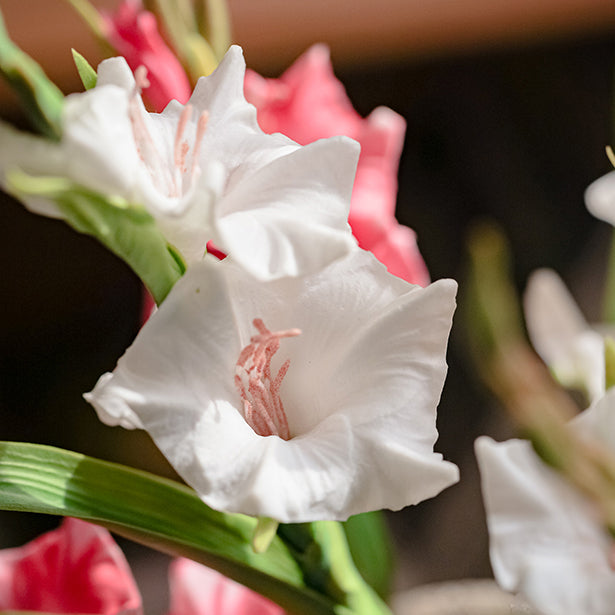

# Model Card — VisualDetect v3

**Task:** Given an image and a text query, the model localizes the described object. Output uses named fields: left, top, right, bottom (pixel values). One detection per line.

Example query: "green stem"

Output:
left=603, top=229, right=615, bottom=323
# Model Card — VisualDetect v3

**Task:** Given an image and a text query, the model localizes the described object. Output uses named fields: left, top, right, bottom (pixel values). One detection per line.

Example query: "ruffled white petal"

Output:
left=585, top=170, right=615, bottom=225
left=214, top=137, right=360, bottom=279
left=476, top=390, right=615, bottom=615
left=96, top=56, right=136, bottom=91
left=87, top=250, right=458, bottom=521
left=62, top=86, right=141, bottom=199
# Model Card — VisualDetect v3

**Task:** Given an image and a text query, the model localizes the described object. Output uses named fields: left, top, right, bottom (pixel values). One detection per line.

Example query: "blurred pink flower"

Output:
left=0, top=518, right=142, bottom=614
left=168, top=558, right=283, bottom=615
left=102, top=0, right=191, bottom=111
left=244, top=44, right=430, bottom=286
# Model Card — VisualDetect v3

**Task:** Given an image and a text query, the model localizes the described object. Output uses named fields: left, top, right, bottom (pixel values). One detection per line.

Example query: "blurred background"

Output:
left=3, top=0, right=615, bottom=611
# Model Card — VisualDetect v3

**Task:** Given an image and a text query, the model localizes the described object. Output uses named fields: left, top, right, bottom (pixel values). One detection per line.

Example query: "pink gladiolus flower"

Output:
left=102, top=0, right=191, bottom=111
left=168, top=558, right=283, bottom=615
left=0, top=518, right=142, bottom=614
left=244, top=44, right=430, bottom=286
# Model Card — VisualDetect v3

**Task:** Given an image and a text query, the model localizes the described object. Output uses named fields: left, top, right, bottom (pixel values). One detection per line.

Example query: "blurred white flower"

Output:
left=86, top=250, right=459, bottom=522
left=476, top=388, right=615, bottom=615
left=524, top=268, right=606, bottom=402
left=0, top=46, right=359, bottom=280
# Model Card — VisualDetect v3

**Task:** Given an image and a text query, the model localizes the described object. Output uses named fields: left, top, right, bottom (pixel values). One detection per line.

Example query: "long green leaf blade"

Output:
left=0, top=441, right=339, bottom=615
left=0, top=9, right=64, bottom=139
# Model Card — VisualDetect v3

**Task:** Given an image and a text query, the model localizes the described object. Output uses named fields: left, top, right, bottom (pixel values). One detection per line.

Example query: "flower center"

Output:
left=129, top=66, right=208, bottom=198
left=234, top=318, right=301, bottom=439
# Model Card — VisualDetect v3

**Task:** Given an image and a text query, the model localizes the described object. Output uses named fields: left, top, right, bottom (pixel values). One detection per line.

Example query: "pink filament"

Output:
left=129, top=67, right=208, bottom=197
left=234, top=318, right=301, bottom=439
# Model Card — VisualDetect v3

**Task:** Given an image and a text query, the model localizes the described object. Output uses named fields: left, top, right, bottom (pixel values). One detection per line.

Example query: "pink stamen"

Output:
left=127, top=67, right=209, bottom=198
left=191, top=111, right=209, bottom=176
left=174, top=104, right=193, bottom=172
left=234, top=318, right=301, bottom=439
left=134, top=65, right=150, bottom=90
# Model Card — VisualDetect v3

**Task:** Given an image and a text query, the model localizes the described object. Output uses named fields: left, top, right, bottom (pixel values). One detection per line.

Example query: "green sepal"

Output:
left=6, top=171, right=185, bottom=305
left=148, top=0, right=219, bottom=79
left=603, top=229, right=615, bottom=324
left=342, top=512, right=394, bottom=600
left=0, top=9, right=64, bottom=140
left=605, top=337, right=615, bottom=391
left=198, top=0, right=232, bottom=60
left=71, top=49, right=97, bottom=90
left=0, top=441, right=391, bottom=615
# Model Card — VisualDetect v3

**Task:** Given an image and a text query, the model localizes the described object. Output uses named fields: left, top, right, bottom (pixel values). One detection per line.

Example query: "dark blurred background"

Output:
left=2, top=0, right=615, bottom=611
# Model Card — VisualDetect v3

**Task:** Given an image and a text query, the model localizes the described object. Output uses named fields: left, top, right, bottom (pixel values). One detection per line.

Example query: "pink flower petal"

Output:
left=168, top=558, right=283, bottom=615
left=0, top=518, right=142, bottom=614
left=103, top=0, right=192, bottom=111
left=244, top=44, right=429, bottom=285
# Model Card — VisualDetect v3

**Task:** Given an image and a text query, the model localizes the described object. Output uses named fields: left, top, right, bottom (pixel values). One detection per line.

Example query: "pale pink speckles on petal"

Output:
left=244, top=44, right=430, bottom=286
left=0, top=518, right=142, bottom=614
left=168, top=558, right=284, bottom=615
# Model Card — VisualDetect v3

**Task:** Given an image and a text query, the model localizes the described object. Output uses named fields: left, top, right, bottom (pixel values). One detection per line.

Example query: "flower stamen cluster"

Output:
left=129, top=66, right=208, bottom=198
left=234, top=318, right=301, bottom=440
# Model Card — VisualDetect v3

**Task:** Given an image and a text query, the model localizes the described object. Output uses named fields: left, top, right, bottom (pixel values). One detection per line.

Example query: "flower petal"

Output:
left=524, top=268, right=605, bottom=400
left=586, top=170, right=615, bottom=225
left=476, top=392, right=615, bottom=615
left=101, top=2, right=192, bottom=111
left=62, top=85, right=142, bottom=199
left=244, top=45, right=429, bottom=285
left=0, top=120, right=66, bottom=217
left=0, top=518, right=142, bottom=615
left=214, top=136, right=360, bottom=279
left=168, top=558, right=283, bottom=615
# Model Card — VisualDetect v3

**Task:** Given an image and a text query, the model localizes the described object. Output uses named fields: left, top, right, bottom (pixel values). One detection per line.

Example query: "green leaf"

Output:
left=0, top=9, right=64, bottom=139
left=71, top=49, right=97, bottom=90
left=279, top=523, right=390, bottom=615
left=0, top=442, right=391, bottom=615
left=6, top=171, right=185, bottom=305
left=342, top=512, right=394, bottom=600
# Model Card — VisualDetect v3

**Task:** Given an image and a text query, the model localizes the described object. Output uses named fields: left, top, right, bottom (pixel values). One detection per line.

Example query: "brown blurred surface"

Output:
left=2, top=0, right=615, bottom=93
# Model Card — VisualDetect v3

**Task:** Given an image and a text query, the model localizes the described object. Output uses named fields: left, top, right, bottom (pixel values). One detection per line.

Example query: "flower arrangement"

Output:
left=2, top=1, right=615, bottom=614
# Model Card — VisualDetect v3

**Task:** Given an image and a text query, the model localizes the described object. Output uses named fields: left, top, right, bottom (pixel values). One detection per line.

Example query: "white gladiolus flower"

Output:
left=0, top=46, right=359, bottom=280
left=476, top=389, right=615, bottom=615
left=85, top=250, right=459, bottom=522
left=524, top=269, right=607, bottom=402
